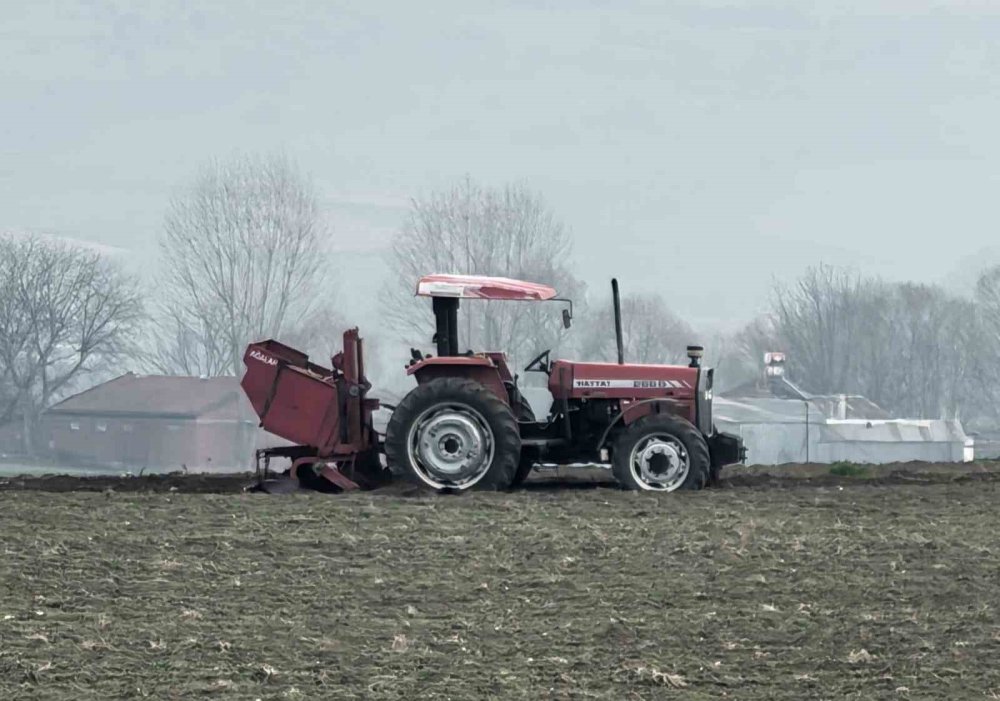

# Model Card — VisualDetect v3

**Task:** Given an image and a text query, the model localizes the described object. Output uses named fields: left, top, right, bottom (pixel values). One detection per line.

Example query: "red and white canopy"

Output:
left=415, top=274, right=557, bottom=301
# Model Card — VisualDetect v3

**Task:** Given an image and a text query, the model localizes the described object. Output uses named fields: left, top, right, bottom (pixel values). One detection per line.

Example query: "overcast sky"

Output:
left=3, top=0, right=1000, bottom=333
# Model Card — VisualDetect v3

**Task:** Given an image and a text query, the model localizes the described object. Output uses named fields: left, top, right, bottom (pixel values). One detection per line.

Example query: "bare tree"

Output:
left=579, top=291, right=695, bottom=365
left=975, top=266, right=1000, bottom=365
left=769, top=265, right=886, bottom=396
left=966, top=267, right=1000, bottom=424
left=708, top=316, right=778, bottom=392
left=0, top=235, right=142, bottom=452
left=381, top=178, right=584, bottom=371
left=153, top=154, right=329, bottom=377
left=756, top=264, right=984, bottom=421
left=878, top=284, right=957, bottom=418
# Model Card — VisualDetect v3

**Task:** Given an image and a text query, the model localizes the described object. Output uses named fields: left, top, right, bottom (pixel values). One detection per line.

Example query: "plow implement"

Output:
left=240, top=332, right=391, bottom=493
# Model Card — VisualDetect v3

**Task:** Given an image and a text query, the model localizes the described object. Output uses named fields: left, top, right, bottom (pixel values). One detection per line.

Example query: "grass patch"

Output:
left=828, top=461, right=871, bottom=477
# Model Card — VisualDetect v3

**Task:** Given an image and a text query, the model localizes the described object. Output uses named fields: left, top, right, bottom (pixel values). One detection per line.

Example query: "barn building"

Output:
left=31, top=373, right=283, bottom=472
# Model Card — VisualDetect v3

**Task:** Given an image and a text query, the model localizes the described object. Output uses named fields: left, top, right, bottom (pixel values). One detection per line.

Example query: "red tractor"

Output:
left=240, top=274, right=745, bottom=493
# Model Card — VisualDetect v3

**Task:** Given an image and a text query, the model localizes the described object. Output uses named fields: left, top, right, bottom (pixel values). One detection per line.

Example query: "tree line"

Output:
left=2, top=153, right=998, bottom=454
left=732, top=265, right=999, bottom=427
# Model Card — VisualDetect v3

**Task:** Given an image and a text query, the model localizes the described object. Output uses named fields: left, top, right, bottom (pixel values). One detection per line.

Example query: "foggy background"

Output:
left=4, top=0, right=1000, bottom=470
left=5, top=1, right=1000, bottom=327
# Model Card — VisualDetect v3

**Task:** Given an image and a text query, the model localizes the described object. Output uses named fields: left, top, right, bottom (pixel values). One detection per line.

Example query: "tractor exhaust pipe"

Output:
left=612, top=278, right=624, bottom=365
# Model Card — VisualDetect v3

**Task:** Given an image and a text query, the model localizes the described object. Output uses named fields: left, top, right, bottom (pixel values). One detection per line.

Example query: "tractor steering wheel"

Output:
left=524, top=349, right=552, bottom=375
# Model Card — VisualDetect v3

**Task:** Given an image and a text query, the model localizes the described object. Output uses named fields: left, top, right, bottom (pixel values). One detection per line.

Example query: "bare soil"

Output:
left=2, top=465, right=1000, bottom=699
left=0, top=471, right=253, bottom=494
left=3, top=459, right=1000, bottom=494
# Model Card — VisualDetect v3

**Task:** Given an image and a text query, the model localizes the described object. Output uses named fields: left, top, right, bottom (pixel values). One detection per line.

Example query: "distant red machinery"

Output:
left=241, top=275, right=745, bottom=493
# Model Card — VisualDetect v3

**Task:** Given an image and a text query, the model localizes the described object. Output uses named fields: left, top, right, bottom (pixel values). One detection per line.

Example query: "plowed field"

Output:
left=2, top=466, right=999, bottom=699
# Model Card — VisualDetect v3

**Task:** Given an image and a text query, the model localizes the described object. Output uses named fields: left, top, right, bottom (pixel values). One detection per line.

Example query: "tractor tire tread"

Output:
left=385, top=377, right=520, bottom=491
left=510, top=392, right=536, bottom=487
left=511, top=454, right=534, bottom=487
left=611, top=413, right=710, bottom=491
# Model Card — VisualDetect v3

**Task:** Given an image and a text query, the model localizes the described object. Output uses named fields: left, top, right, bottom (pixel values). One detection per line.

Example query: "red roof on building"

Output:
left=48, top=373, right=249, bottom=420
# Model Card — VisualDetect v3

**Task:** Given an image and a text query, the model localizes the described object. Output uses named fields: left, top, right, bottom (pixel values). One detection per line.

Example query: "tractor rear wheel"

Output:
left=510, top=394, right=536, bottom=487
left=511, top=455, right=535, bottom=487
left=611, top=414, right=710, bottom=492
left=385, top=377, right=521, bottom=491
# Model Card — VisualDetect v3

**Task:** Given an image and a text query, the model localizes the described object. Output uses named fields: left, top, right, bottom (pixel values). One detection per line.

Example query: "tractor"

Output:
left=240, top=274, right=745, bottom=493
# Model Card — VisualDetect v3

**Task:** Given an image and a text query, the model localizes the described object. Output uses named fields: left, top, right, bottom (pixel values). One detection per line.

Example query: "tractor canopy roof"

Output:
left=415, top=274, right=557, bottom=301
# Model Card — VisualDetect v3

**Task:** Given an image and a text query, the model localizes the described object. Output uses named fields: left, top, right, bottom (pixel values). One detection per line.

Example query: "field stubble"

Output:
left=1, top=468, right=999, bottom=699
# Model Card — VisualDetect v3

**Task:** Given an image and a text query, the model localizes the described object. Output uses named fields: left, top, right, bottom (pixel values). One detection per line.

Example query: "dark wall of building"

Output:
left=2, top=412, right=289, bottom=472
left=0, top=421, right=24, bottom=456
left=43, top=415, right=203, bottom=469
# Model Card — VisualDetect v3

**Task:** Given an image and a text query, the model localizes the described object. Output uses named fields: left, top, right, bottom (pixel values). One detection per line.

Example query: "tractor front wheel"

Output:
left=385, top=378, right=521, bottom=491
left=611, top=414, right=710, bottom=492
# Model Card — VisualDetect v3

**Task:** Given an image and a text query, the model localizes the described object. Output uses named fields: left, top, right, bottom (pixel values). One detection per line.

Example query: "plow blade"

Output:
left=245, top=464, right=360, bottom=495
left=247, top=451, right=392, bottom=495
left=248, top=476, right=308, bottom=495
left=297, top=463, right=361, bottom=493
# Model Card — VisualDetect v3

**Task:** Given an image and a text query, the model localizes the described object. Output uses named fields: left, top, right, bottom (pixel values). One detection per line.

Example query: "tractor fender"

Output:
left=407, top=357, right=510, bottom=406
left=596, top=398, right=688, bottom=453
